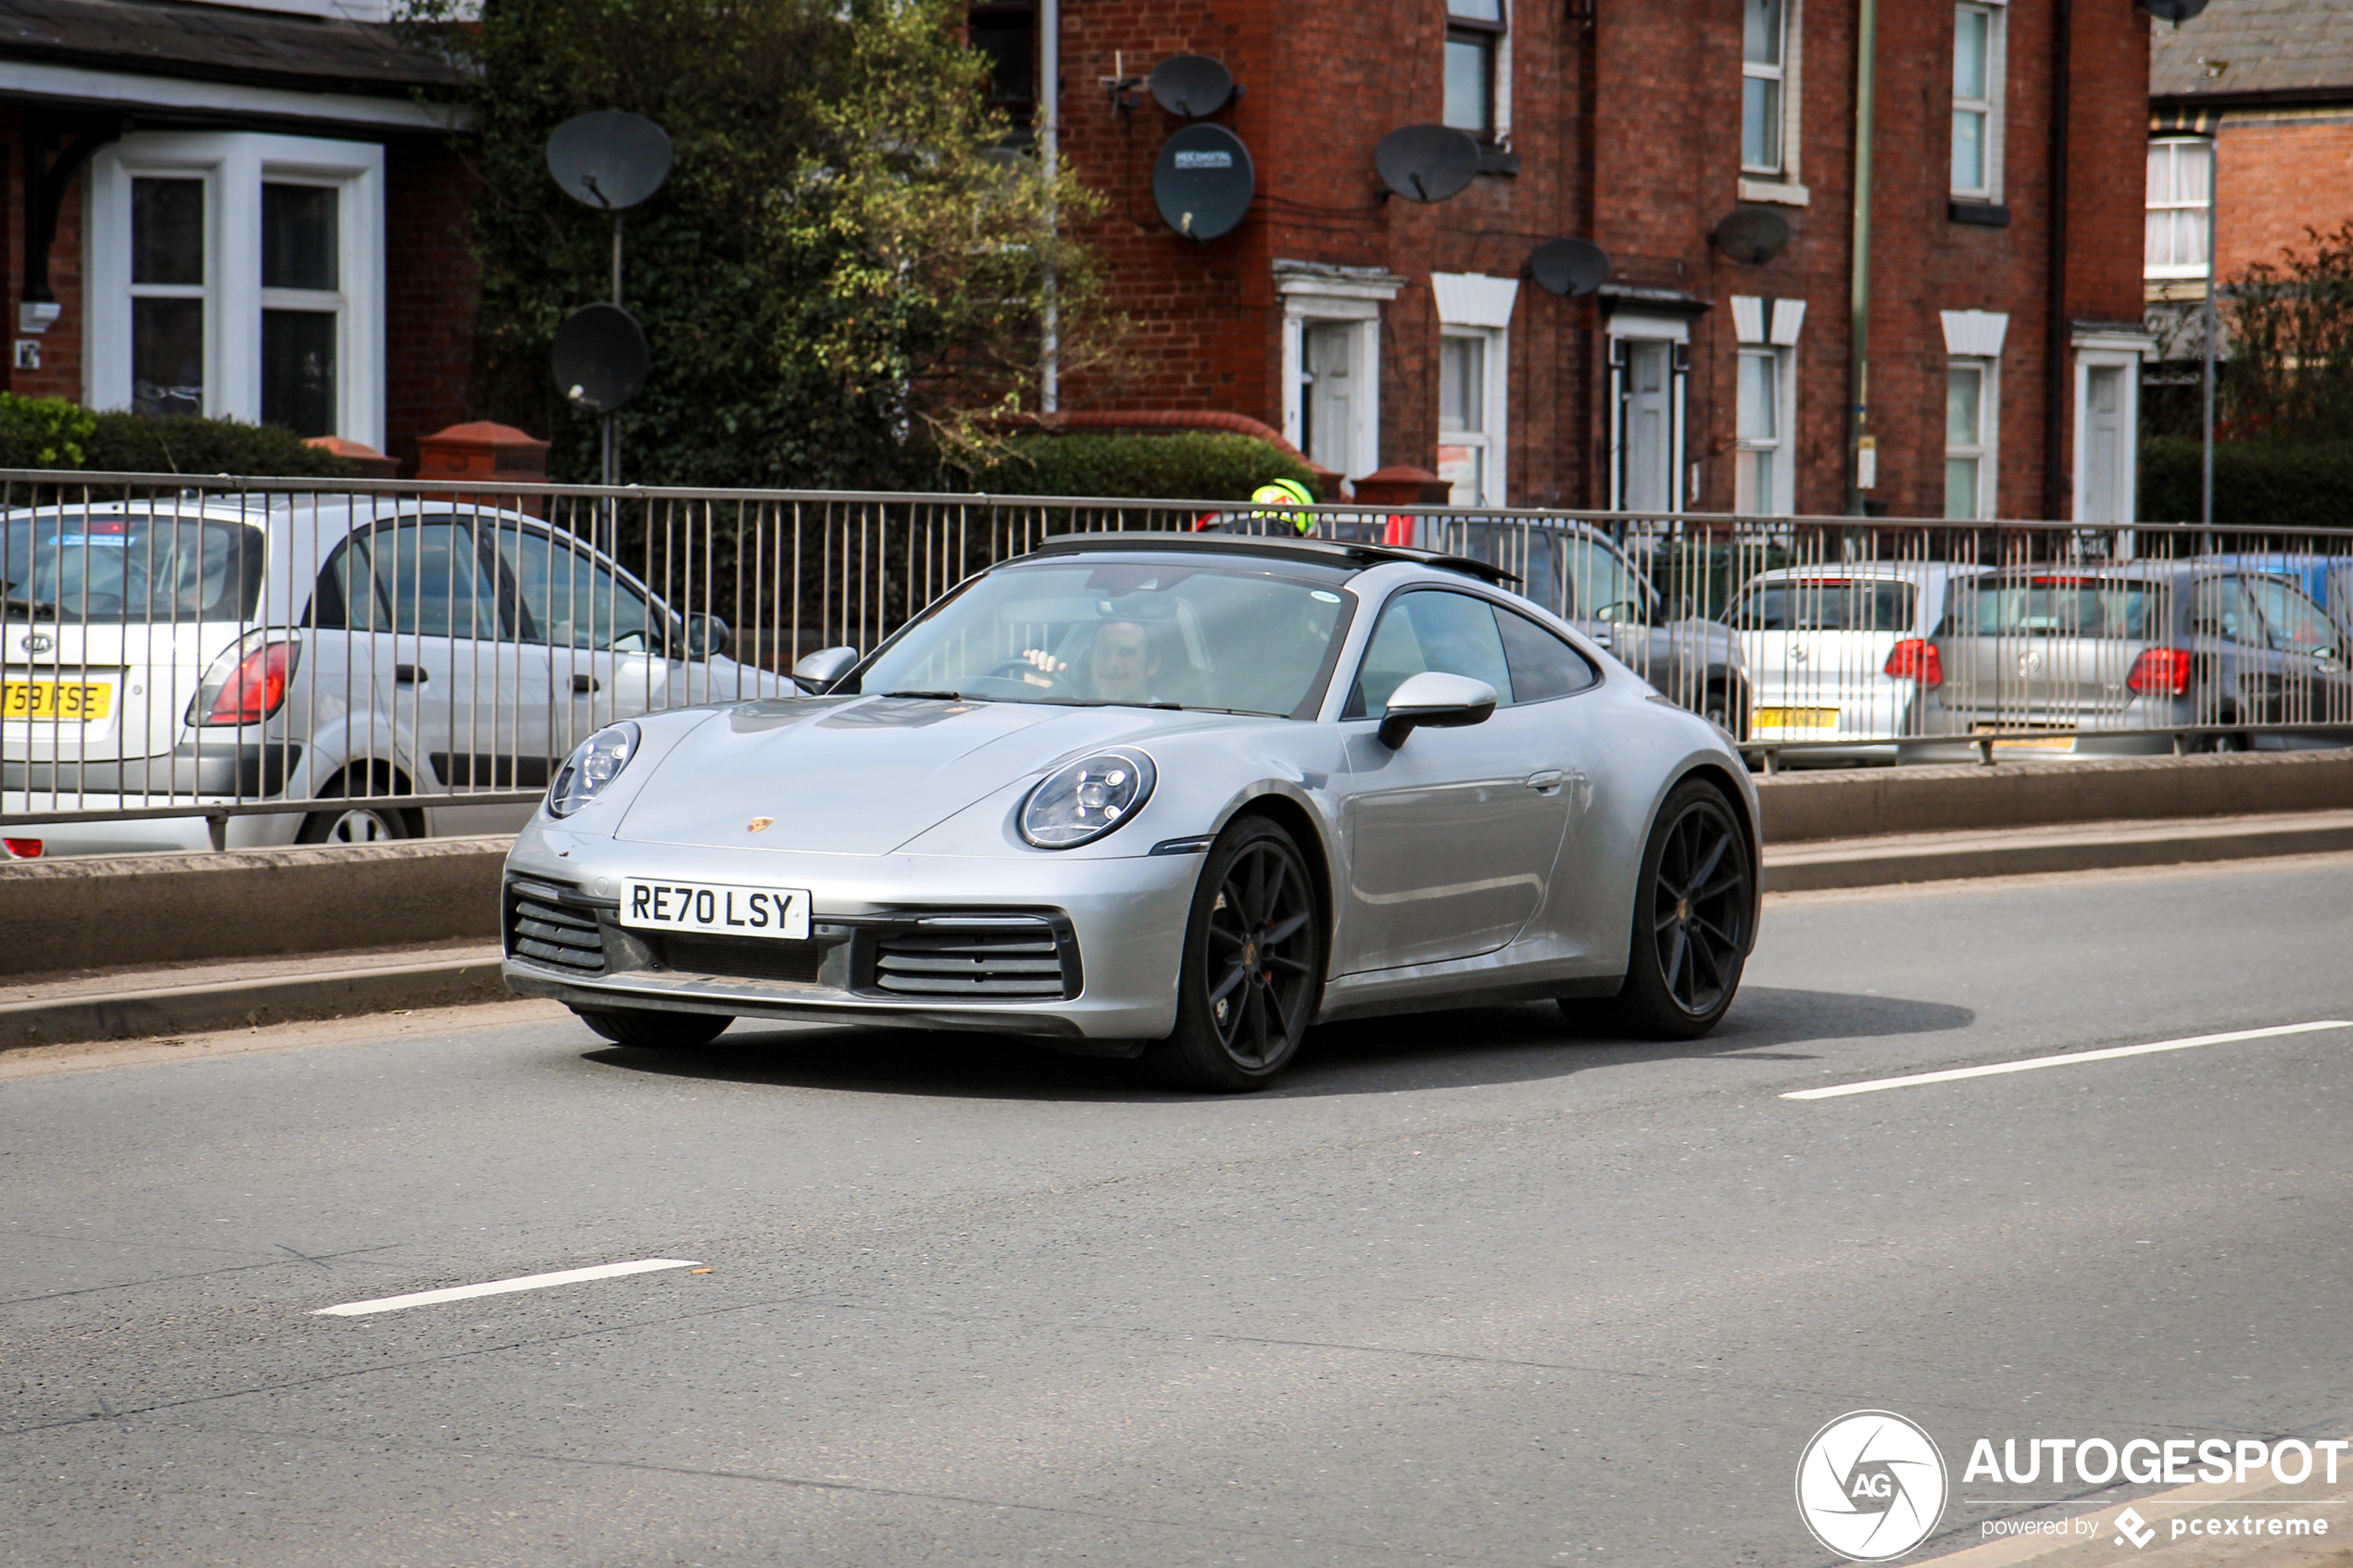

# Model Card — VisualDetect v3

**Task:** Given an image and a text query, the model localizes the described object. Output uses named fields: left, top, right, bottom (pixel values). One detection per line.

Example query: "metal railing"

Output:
left=3, top=469, right=2349, bottom=851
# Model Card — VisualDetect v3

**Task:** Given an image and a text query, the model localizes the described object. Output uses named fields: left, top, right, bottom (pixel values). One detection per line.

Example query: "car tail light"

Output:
left=1883, top=638, right=1943, bottom=686
left=3, top=837, right=42, bottom=858
left=193, top=639, right=299, bottom=726
left=2127, top=646, right=2193, bottom=697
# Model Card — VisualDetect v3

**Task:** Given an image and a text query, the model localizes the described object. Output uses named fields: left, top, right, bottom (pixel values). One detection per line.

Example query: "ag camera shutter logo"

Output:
left=1795, top=1411, right=1949, bottom=1561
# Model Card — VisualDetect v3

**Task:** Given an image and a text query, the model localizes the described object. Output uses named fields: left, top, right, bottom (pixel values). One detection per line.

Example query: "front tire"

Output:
left=1577, top=778, right=1754, bottom=1040
left=573, top=1006, right=733, bottom=1049
left=1141, top=816, right=1325, bottom=1092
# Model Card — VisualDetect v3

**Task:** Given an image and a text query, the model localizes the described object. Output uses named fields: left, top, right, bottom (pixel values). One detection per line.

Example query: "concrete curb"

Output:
left=1762, top=810, right=2353, bottom=893
left=0, top=958, right=518, bottom=1051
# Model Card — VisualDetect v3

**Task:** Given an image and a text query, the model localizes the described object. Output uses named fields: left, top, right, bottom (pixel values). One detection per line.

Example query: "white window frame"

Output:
left=2071, top=333, right=2150, bottom=526
left=1740, top=0, right=1807, bottom=205
left=1937, top=308, right=2007, bottom=521
left=1730, top=295, right=1805, bottom=516
left=88, top=131, right=385, bottom=448
left=1943, top=358, right=1998, bottom=520
left=1443, top=0, right=1511, bottom=144
left=2145, top=136, right=2214, bottom=281
left=1276, top=262, right=1403, bottom=483
left=1431, top=272, right=1516, bottom=508
left=1950, top=0, right=2007, bottom=203
left=1605, top=311, right=1690, bottom=515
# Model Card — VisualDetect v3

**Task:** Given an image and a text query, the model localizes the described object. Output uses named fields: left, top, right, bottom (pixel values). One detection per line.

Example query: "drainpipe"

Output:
left=2043, top=0, right=2072, bottom=520
left=1039, top=0, right=1061, bottom=413
left=1844, top=0, right=1878, bottom=516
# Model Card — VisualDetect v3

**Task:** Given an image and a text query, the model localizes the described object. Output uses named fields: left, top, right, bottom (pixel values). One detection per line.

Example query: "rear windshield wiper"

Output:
left=1, top=592, right=60, bottom=620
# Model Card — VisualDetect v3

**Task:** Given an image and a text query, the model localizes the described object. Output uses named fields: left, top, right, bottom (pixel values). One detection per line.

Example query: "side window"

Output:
left=494, top=524, right=661, bottom=652
left=1346, top=589, right=1512, bottom=718
left=316, top=534, right=391, bottom=630
left=367, top=521, right=499, bottom=639
left=1566, top=537, right=1645, bottom=622
left=2246, top=576, right=2342, bottom=657
left=1497, top=606, right=1600, bottom=702
left=2190, top=577, right=2257, bottom=644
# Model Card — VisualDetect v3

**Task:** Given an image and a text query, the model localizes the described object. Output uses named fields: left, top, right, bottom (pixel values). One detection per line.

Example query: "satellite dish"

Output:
left=547, top=111, right=673, bottom=212
left=550, top=304, right=649, bottom=415
left=1712, top=206, right=1793, bottom=266
left=1150, top=54, right=1236, bottom=118
left=1529, top=237, right=1611, bottom=297
left=2140, top=0, right=2208, bottom=19
left=1376, top=125, right=1480, bottom=204
left=1153, top=124, right=1255, bottom=241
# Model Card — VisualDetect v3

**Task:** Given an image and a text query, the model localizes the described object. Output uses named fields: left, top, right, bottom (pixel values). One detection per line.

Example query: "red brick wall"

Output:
left=2213, top=115, right=2353, bottom=282
left=1049, top=0, right=2149, bottom=520
left=0, top=105, right=91, bottom=404
left=383, top=137, right=483, bottom=473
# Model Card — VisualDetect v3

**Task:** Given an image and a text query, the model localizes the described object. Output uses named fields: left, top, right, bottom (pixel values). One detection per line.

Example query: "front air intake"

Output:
left=870, top=920, right=1074, bottom=998
left=505, top=881, right=608, bottom=973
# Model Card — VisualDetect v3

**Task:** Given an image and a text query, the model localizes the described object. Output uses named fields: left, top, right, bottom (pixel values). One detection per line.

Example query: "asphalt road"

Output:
left=5, top=856, right=2351, bottom=1568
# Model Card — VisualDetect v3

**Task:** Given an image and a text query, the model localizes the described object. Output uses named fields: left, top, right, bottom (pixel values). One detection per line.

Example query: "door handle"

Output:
left=394, top=664, right=427, bottom=684
left=1524, top=769, right=1567, bottom=794
left=572, top=673, right=600, bottom=695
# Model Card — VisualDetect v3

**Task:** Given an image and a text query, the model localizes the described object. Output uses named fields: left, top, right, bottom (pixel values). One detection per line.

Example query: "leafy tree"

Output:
left=2220, top=220, right=2353, bottom=441
left=430, top=0, right=1115, bottom=489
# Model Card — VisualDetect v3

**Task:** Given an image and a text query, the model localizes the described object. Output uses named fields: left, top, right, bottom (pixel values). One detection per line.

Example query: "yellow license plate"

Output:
left=2, top=680, right=112, bottom=720
left=1973, top=724, right=2074, bottom=751
left=1755, top=707, right=1840, bottom=730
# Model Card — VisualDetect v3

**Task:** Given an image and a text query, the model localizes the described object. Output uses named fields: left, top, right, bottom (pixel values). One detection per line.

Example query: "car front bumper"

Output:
left=500, top=824, right=1204, bottom=1041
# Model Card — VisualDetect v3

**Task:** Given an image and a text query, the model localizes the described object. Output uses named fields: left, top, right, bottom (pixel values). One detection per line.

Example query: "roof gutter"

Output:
left=1844, top=0, right=1877, bottom=516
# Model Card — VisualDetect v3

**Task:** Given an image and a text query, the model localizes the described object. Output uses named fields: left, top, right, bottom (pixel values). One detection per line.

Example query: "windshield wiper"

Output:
left=879, top=689, right=978, bottom=701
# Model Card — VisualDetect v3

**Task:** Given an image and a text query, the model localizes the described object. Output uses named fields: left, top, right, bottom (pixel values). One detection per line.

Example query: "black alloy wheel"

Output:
left=1577, top=779, right=1753, bottom=1039
left=1145, top=816, right=1324, bottom=1091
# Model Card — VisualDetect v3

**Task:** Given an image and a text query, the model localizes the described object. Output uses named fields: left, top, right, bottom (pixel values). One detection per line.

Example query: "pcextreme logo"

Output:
left=1795, top=1411, right=1951, bottom=1562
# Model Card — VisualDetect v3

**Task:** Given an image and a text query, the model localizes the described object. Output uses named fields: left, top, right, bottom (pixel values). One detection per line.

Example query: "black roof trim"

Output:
left=1012, top=531, right=1520, bottom=585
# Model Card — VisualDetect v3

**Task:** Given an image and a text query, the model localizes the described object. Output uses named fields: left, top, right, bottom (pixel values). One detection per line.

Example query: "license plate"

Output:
left=1973, top=725, right=2076, bottom=752
left=620, top=878, right=811, bottom=941
left=1, top=680, right=112, bottom=720
left=1755, top=706, right=1839, bottom=730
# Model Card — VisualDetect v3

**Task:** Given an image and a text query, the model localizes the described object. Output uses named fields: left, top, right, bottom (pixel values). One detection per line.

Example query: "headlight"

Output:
left=547, top=721, right=641, bottom=818
left=1020, top=748, right=1155, bottom=848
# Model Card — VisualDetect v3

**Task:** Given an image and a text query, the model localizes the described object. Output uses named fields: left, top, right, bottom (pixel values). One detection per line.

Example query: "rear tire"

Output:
left=573, top=1006, right=733, bottom=1049
left=1140, top=816, right=1324, bottom=1092
left=1574, top=778, right=1754, bottom=1040
left=297, top=775, right=421, bottom=844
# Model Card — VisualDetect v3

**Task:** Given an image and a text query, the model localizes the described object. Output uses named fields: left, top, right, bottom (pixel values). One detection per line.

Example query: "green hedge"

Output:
left=0, top=395, right=354, bottom=479
left=962, top=432, right=1315, bottom=503
left=2141, top=435, right=2353, bottom=529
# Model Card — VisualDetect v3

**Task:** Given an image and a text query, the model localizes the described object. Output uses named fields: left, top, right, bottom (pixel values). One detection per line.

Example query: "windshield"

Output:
left=1945, top=576, right=2161, bottom=640
left=1, top=510, right=265, bottom=623
left=849, top=557, right=1355, bottom=717
left=1730, top=577, right=1919, bottom=633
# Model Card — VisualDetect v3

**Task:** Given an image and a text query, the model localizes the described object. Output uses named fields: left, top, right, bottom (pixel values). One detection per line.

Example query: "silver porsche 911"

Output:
left=500, top=532, right=1761, bottom=1090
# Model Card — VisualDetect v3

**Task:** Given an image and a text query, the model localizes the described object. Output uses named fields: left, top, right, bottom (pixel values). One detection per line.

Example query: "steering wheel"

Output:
left=980, top=655, right=1071, bottom=692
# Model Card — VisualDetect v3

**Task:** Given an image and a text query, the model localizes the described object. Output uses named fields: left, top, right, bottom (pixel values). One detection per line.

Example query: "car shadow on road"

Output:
left=580, top=985, right=1973, bottom=1102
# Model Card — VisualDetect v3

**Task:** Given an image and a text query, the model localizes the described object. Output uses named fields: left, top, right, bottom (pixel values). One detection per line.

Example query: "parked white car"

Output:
left=1723, top=561, right=1973, bottom=764
left=1, top=495, right=782, bottom=856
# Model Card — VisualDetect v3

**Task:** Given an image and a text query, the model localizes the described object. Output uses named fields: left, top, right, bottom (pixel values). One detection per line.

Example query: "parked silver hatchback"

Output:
left=1, top=495, right=780, bottom=855
left=1899, top=564, right=2353, bottom=759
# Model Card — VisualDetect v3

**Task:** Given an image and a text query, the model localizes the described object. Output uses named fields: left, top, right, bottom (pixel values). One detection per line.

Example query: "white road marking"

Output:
left=1781, top=1021, right=2353, bottom=1101
left=313, top=1258, right=704, bottom=1316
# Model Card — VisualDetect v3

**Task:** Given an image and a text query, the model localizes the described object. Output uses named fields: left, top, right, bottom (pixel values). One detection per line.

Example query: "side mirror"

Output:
left=684, top=612, right=732, bottom=661
left=1377, top=671, right=1498, bottom=748
left=790, top=645, right=860, bottom=692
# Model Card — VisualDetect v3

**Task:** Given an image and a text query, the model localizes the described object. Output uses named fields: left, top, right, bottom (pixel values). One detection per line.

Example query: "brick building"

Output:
left=2146, top=2, right=2353, bottom=372
left=988, top=0, right=2153, bottom=522
left=0, top=0, right=476, bottom=470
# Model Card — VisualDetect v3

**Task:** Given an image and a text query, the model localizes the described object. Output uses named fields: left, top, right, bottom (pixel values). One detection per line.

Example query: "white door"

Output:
left=1620, top=340, right=1674, bottom=512
left=2082, top=365, right=2125, bottom=524
left=1303, top=322, right=1357, bottom=477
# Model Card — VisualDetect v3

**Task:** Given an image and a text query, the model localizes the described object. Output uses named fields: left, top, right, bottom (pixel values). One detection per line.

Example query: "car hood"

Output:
left=611, top=695, right=1179, bottom=855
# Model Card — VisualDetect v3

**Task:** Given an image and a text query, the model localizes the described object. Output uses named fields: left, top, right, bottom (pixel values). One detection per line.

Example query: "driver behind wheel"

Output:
left=1021, top=618, right=1167, bottom=703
